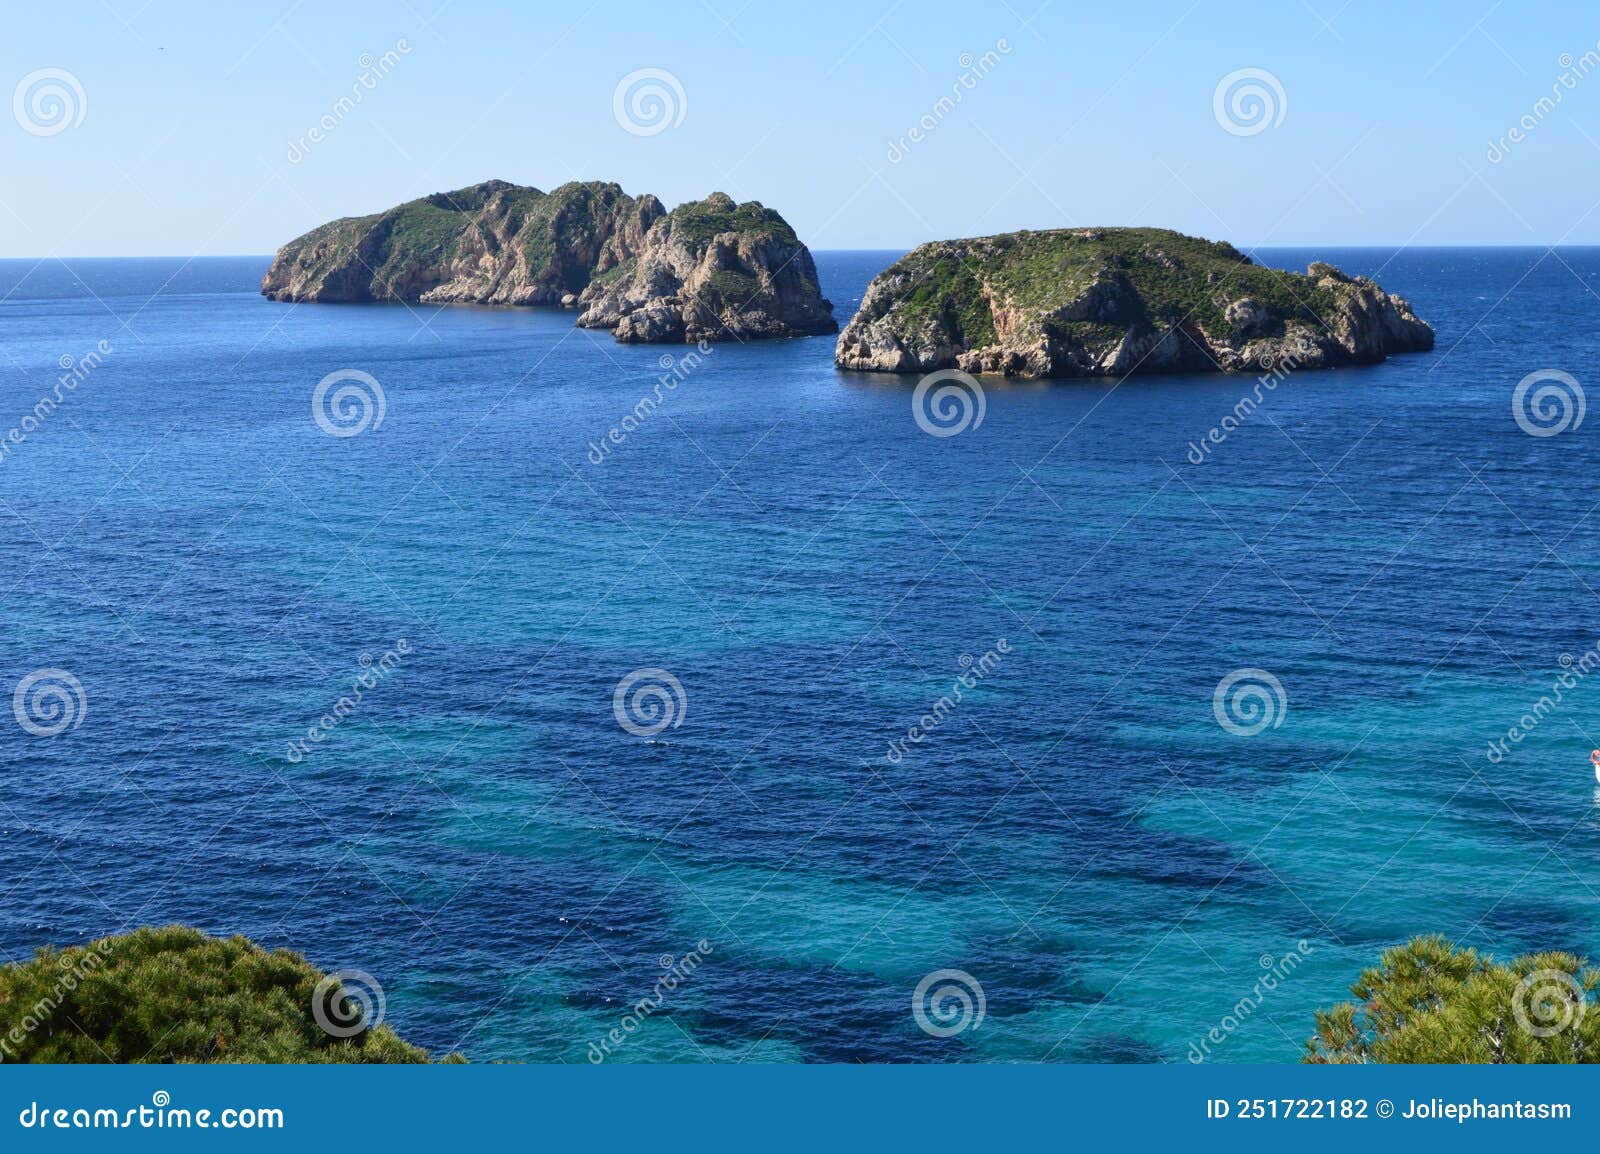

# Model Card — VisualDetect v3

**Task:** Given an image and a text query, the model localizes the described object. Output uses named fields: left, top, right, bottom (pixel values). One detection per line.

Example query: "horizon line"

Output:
left=0, top=242, right=1595, bottom=262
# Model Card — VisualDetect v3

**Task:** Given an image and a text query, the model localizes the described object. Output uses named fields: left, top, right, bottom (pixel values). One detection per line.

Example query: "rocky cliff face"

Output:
left=260, top=180, right=659, bottom=306
left=834, top=227, right=1433, bottom=378
left=261, top=182, right=835, bottom=343
left=574, top=193, right=837, bottom=343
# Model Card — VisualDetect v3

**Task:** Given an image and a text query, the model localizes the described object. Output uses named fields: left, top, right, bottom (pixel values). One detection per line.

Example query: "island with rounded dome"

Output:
left=834, top=227, right=1433, bottom=378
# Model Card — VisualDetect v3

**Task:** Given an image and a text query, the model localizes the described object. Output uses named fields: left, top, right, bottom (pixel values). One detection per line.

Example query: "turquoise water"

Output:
left=2, top=247, right=1598, bottom=1062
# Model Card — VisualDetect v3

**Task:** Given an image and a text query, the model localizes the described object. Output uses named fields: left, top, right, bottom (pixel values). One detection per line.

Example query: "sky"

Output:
left=1, top=0, right=1598, bottom=256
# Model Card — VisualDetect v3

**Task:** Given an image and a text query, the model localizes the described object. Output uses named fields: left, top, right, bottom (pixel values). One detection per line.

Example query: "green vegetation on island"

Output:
left=261, top=180, right=835, bottom=342
left=836, top=226, right=1433, bottom=379
left=574, top=191, right=835, bottom=343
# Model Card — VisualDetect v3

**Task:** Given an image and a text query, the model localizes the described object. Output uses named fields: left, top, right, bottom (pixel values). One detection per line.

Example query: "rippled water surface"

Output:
left=2, top=247, right=1598, bottom=1062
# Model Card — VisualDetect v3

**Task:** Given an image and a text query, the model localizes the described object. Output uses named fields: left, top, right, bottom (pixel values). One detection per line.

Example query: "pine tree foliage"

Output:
left=0, top=925, right=456, bottom=1063
left=1307, top=935, right=1600, bottom=1063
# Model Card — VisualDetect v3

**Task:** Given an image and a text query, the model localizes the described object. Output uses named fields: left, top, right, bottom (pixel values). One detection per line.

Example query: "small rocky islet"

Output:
left=260, top=179, right=837, bottom=343
left=833, top=226, right=1433, bottom=378
left=263, top=187, right=1433, bottom=374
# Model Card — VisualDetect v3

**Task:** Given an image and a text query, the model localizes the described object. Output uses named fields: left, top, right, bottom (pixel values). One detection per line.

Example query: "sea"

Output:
left=1, top=245, right=1598, bottom=1062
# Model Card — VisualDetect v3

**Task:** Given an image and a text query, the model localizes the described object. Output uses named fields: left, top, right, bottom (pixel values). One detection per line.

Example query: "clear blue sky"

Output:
left=1, top=0, right=1596, bottom=256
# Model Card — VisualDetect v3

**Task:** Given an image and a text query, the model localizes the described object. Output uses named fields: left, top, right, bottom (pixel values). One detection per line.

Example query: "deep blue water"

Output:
left=2, top=245, right=1599, bottom=1062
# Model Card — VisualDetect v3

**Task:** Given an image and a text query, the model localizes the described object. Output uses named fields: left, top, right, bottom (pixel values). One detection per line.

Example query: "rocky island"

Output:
left=261, top=180, right=835, bottom=343
left=835, top=227, right=1433, bottom=378
left=574, top=192, right=836, bottom=343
